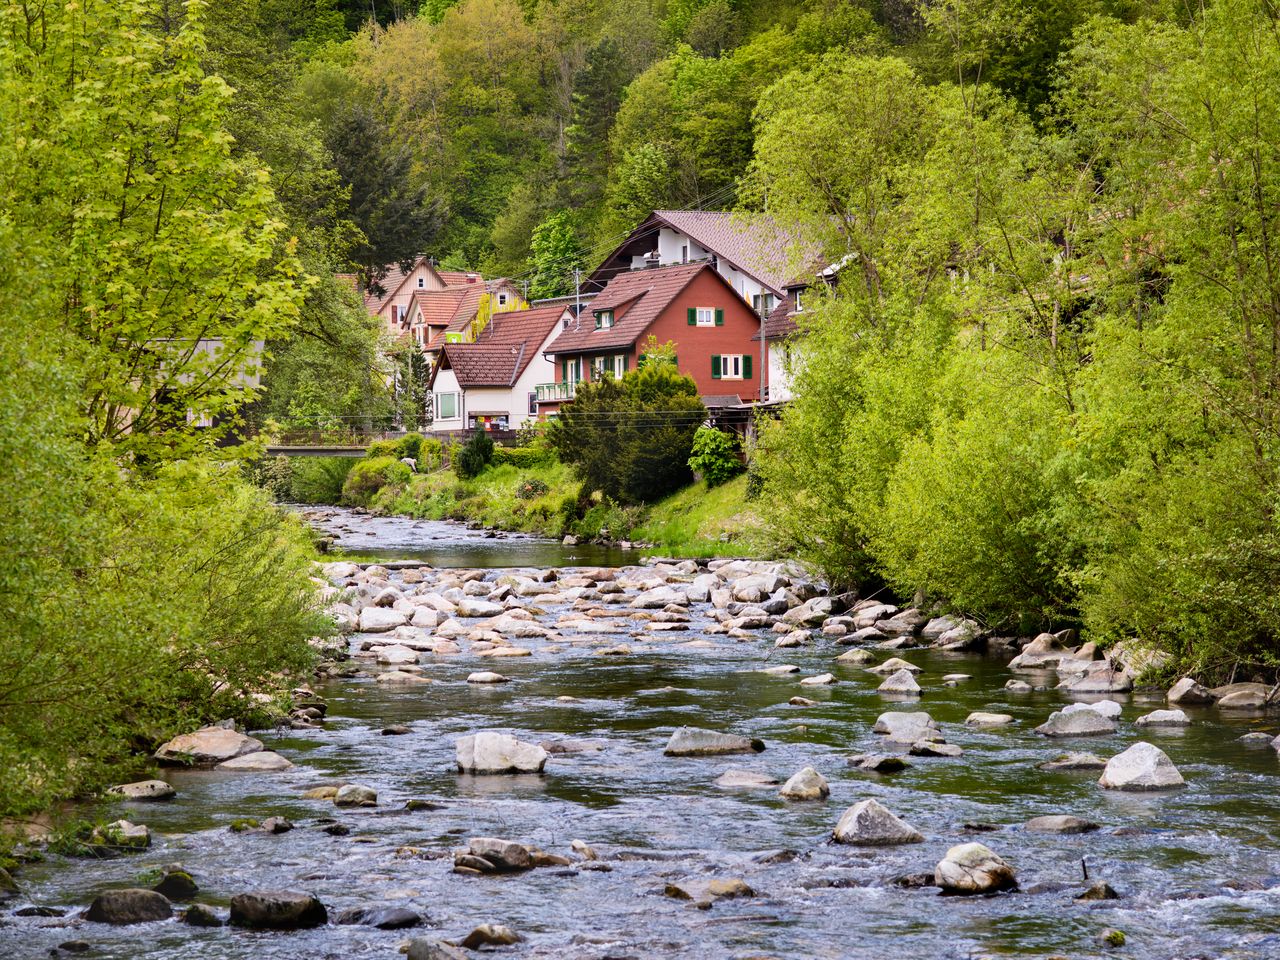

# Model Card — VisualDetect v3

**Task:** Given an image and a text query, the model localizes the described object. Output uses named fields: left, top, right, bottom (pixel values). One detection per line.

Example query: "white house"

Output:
left=428, top=302, right=570, bottom=433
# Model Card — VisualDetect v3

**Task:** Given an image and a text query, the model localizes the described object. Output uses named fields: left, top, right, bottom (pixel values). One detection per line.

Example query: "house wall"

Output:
left=378, top=262, right=450, bottom=333
left=553, top=269, right=764, bottom=402
left=624, top=226, right=772, bottom=309
left=429, top=367, right=464, bottom=433
left=768, top=341, right=795, bottom=403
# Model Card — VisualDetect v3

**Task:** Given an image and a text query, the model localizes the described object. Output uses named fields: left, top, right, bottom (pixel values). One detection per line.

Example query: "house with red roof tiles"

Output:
left=538, top=261, right=764, bottom=415
left=426, top=302, right=570, bottom=433
left=356, top=255, right=520, bottom=346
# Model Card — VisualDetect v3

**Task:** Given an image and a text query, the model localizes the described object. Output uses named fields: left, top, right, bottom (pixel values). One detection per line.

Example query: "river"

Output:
left=3, top=510, right=1280, bottom=959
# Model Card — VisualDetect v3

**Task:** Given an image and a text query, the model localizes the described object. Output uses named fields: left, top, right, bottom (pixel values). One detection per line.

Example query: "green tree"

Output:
left=527, top=211, right=587, bottom=299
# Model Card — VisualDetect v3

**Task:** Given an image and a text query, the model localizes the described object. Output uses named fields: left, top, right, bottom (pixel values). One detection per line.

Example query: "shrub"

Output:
left=289, top=457, right=355, bottom=504
left=454, top=430, right=495, bottom=479
left=342, top=456, right=412, bottom=505
left=515, top=477, right=550, bottom=500
left=687, top=426, right=744, bottom=487
left=493, top=445, right=555, bottom=469
left=416, top=436, right=444, bottom=470
left=365, top=439, right=399, bottom=459
left=395, top=432, right=426, bottom=462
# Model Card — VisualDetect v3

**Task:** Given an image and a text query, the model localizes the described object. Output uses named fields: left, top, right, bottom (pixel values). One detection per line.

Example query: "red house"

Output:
left=538, top=262, right=764, bottom=415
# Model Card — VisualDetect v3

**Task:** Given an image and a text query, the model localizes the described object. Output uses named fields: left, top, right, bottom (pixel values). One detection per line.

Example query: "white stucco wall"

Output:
left=430, top=367, right=463, bottom=433
left=768, top=341, right=798, bottom=403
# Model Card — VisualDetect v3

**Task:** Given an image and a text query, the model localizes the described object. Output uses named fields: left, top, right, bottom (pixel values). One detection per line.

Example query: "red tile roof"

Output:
left=544, top=262, right=716, bottom=354
left=438, top=270, right=484, bottom=286
left=763, top=292, right=800, bottom=340
left=440, top=303, right=566, bottom=387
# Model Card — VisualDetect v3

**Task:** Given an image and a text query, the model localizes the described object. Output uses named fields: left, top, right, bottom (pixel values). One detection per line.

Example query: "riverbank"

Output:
left=4, top=510, right=1280, bottom=959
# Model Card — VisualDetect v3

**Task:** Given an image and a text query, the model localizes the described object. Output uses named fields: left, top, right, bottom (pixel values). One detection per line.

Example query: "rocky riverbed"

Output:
left=4, top=509, right=1280, bottom=959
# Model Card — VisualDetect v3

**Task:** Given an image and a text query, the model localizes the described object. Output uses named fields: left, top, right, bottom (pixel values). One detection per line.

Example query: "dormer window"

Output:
left=793, top=290, right=803, bottom=312
left=418, top=277, right=425, bottom=288
left=498, top=293, right=508, bottom=305
left=595, top=310, right=614, bottom=330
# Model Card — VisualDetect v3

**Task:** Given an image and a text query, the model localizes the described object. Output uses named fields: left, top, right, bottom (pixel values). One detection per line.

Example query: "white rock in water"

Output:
left=758, top=665, right=800, bottom=675
left=374, top=644, right=419, bottom=665
left=456, top=597, right=504, bottom=618
left=866, top=657, right=922, bottom=675
left=334, top=783, right=377, bottom=806
left=1058, top=660, right=1132, bottom=693
left=779, top=767, right=829, bottom=801
left=1062, top=700, right=1123, bottom=719
left=106, top=780, right=176, bottom=801
left=1098, top=742, right=1184, bottom=790
left=1034, top=709, right=1117, bottom=737
left=835, top=648, right=875, bottom=664
left=877, top=669, right=921, bottom=695
left=713, top=769, right=779, bottom=789
left=832, top=798, right=923, bottom=845
left=466, top=672, right=509, bottom=684
left=965, top=712, right=1015, bottom=727
left=217, top=751, right=293, bottom=772
left=1008, top=633, right=1072, bottom=669
left=358, top=607, right=409, bottom=632
left=664, top=727, right=765, bottom=757
left=456, top=732, right=548, bottom=774
left=872, top=711, right=941, bottom=744
left=154, top=725, right=263, bottom=766
left=934, top=842, right=1017, bottom=894
left=1135, top=709, right=1190, bottom=727
left=799, top=673, right=836, bottom=686
left=1167, top=677, right=1216, bottom=705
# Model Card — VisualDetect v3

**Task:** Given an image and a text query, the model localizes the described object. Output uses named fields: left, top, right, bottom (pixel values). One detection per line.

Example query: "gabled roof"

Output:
left=436, top=303, right=566, bottom=388
left=586, top=210, right=819, bottom=297
left=409, top=287, right=471, bottom=329
left=545, top=262, right=731, bottom=355
left=763, top=292, right=800, bottom=341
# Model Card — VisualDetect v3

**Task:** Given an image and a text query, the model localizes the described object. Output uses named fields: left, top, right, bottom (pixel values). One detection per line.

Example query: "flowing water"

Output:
left=4, top=511, right=1280, bottom=959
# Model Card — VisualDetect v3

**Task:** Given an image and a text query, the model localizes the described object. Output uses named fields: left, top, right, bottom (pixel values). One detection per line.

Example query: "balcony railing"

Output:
left=534, top=381, right=576, bottom=403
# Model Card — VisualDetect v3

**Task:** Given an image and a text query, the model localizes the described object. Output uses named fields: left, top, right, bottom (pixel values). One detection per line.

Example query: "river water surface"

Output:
left=4, top=512, right=1280, bottom=959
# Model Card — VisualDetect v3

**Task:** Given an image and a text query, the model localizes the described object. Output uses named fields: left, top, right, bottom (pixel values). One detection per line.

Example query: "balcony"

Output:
left=535, top=381, right=576, bottom=403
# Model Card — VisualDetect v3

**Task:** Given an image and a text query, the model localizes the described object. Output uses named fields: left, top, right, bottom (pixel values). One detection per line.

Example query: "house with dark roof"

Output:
left=585, top=209, right=818, bottom=318
left=426, top=302, right=570, bottom=433
left=538, top=261, right=764, bottom=414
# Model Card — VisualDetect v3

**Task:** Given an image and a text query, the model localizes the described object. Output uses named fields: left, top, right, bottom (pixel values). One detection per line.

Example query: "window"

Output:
left=595, top=310, right=614, bottom=329
left=711, top=354, right=753, bottom=381
left=435, top=392, right=458, bottom=419
left=688, top=307, right=723, bottom=327
left=562, top=357, right=582, bottom=384
left=793, top=290, right=803, bottom=312
left=681, top=244, right=688, bottom=263
left=498, top=293, right=508, bottom=305
left=528, top=392, right=537, bottom=415
left=600, top=354, right=627, bottom=378
left=418, top=277, right=425, bottom=289
left=751, top=293, right=775, bottom=315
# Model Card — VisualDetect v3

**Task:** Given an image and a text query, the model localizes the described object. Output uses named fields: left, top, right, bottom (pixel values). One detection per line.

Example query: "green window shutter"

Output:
left=743, top=354, right=753, bottom=380
left=622, top=354, right=629, bottom=372
left=639, top=353, right=647, bottom=367
left=711, top=355, right=721, bottom=379
left=687, top=307, right=696, bottom=326
left=561, top=358, right=566, bottom=381
left=672, top=354, right=678, bottom=367
left=715, top=308, right=724, bottom=326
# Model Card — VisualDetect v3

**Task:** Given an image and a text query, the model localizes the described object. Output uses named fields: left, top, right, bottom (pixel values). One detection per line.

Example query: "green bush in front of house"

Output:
left=687, top=426, right=744, bottom=487
left=342, top=456, right=411, bottom=505
left=454, top=430, right=495, bottom=479
left=365, top=439, right=399, bottom=459
left=493, top=445, right=554, bottom=470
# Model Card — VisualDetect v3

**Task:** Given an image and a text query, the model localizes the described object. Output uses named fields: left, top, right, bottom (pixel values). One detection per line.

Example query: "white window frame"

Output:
left=721, top=354, right=743, bottom=380
left=596, top=310, right=614, bottom=329
left=498, top=293, right=508, bottom=305
left=696, top=306, right=715, bottom=327
left=417, top=277, right=425, bottom=288
left=613, top=354, right=626, bottom=376
left=752, top=292, right=775, bottom=314
left=435, top=391, right=459, bottom=420
left=793, top=290, right=803, bottom=312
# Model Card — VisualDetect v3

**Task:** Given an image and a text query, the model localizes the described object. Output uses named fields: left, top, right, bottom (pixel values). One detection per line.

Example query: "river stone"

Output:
left=1005, top=679, right=1034, bottom=692
left=154, top=725, right=263, bottom=766
left=407, top=940, right=469, bottom=960
left=1008, top=633, right=1072, bottom=669
left=217, top=751, right=293, bottom=772
left=83, top=889, right=172, bottom=925
left=1237, top=731, right=1274, bottom=746
left=848, top=753, right=911, bottom=773
left=714, top=769, right=780, bottom=789
left=182, top=904, right=224, bottom=927
left=873, top=711, right=941, bottom=744
left=835, top=648, right=876, bottom=664
left=1035, top=709, right=1117, bottom=737
left=758, top=664, right=800, bottom=675
left=779, top=767, right=829, bottom=801
left=107, top=780, right=175, bottom=801
left=1168, top=677, right=1216, bottom=705
left=228, top=891, right=327, bottom=929
left=374, top=644, right=418, bottom=665
left=1062, top=700, right=1123, bottom=720
left=377, top=670, right=432, bottom=685
left=1058, top=660, right=1133, bottom=694
left=909, top=741, right=963, bottom=757
left=878, top=669, right=922, bottom=695
left=833, top=799, right=924, bottom=845
left=1099, top=742, right=1185, bottom=790
left=93, top=820, right=150, bottom=850
left=1077, top=882, right=1121, bottom=901
left=460, top=924, right=523, bottom=949
left=867, top=657, right=922, bottom=675
left=1024, top=815, right=1100, bottom=834
left=789, top=696, right=818, bottom=706
left=335, top=906, right=422, bottom=929
left=357, top=607, right=408, bottom=632
left=1135, top=709, right=1190, bottom=727
left=799, top=673, right=836, bottom=686
left=466, top=671, right=509, bottom=684
left=456, top=597, right=504, bottom=618
left=935, top=842, right=1017, bottom=894
left=0, top=867, right=18, bottom=901
left=1039, top=752, right=1107, bottom=771
left=334, top=783, right=377, bottom=806
left=966, top=712, right=1014, bottom=727
left=456, top=732, right=548, bottom=773
left=664, top=727, right=765, bottom=757
left=467, top=837, right=533, bottom=872
left=1213, top=683, right=1274, bottom=710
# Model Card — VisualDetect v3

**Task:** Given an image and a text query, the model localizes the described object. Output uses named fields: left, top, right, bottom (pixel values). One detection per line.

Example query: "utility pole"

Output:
left=574, top=267, right=581, bottom=330
left=758, top=294, right=769, bottom=405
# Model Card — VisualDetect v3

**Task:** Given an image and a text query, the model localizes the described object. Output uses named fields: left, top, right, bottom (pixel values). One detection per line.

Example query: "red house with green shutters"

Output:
left=537, top=261, right=764, bottom=415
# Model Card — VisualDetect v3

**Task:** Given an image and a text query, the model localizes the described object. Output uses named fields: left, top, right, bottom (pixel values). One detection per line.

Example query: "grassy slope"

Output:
left=629, top=474, right=763, bottom=557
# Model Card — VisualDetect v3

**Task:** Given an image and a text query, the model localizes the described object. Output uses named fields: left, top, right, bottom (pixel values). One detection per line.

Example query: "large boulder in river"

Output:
left=217, top=751, right=293, bottom=772
left=1057, top=660, right=1133, bottom=694
left=877, top=669, right=922, bottom=695
left=873, top=711, right=941, bottom=744
left=154, top=725, right=263, bottom=766
left=779, top=767, right=829, bottom=801
left=1008, top=633, right=1071, bottom=669
left=1098, top=742, right=1184, bottom=790
left=228, top=891, right=328, bottom=929
left=867, top=657, right=922, bottom=675
left=934, top=842, right=1017, bottom=894
left=83, top=889, right=173, bottom=925
left=1212, top=682, right=1273, bottom=710
left=455, top=597, right=504, bottom=618
left=1167, top=677, right=1216, bottom=706
left=357, top=607, right=408, bottom=632
left=1035, top=709, right=1117, bottom=738
left=1135, top=709, right=1190, bottom=728
left=664, top=727, right=765, bottom=757
left=107, top=780, right=175, bottom=801
left=407, top=940, right=470, bottom=960
left=456, top=732, right=548, bottom=774
left=832, top=799, right=923, bottom=845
